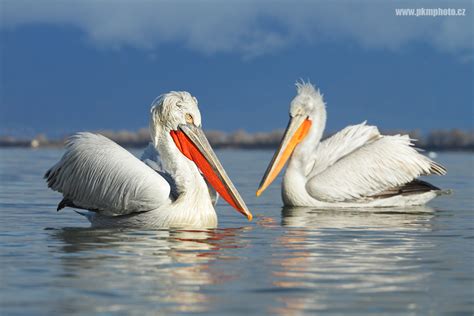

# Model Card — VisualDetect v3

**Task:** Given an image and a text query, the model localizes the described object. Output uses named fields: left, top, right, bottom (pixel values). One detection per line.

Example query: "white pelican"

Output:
left=45, top=91, right=252, bottom=228
left=256, top=82, right=447, bottom=207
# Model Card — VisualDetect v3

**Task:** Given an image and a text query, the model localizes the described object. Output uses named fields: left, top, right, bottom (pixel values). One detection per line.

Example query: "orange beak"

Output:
left=256, top=115, right=312, bottom=196
left=171, top=124, right=252, bottom=221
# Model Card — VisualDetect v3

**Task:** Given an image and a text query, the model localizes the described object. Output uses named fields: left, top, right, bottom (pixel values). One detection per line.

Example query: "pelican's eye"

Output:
left=185, top=113, right=194, bottom=124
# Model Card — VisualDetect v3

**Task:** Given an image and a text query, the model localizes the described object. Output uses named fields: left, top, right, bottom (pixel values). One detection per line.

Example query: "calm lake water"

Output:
left=0, top=148, right=473, bottom=315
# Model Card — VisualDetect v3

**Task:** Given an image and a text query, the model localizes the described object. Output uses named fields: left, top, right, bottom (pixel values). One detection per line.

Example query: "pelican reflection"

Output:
left=271, top=206, right=436, bottom=314
left=49, top=227, right=248, bottom=314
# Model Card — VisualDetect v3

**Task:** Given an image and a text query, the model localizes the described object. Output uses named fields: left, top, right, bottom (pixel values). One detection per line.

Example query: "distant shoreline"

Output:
left=1, top=128, right=473, bottom=151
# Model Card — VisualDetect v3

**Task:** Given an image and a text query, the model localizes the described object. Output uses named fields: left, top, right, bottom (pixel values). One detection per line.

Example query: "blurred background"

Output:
left=0, top=0, right=472, bottom=149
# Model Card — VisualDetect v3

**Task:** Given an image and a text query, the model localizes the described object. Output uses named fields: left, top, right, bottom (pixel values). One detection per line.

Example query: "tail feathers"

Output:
left=372, top=179, right=442, bottom=199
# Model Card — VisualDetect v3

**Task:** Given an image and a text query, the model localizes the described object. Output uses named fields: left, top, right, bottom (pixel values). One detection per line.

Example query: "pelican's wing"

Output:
left=141, top=142, right=165, bottom=173
left=140, top=143, right=179, bottom=200
left=45, top=133, right=172, bottom=216
left=306, top=134, right=446, bottom=202
left=308, top=122, right=380, bottom=176
left=141, top=143, right=219, bottom=205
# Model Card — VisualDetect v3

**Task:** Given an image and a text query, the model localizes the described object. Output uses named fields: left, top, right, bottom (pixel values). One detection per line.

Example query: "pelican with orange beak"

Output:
left=257, top=81, right=446, bottom=207
left=45, top=91, right=252, bottom=227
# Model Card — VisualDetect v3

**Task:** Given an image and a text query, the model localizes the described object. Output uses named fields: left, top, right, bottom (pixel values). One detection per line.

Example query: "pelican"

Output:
left=45, top=91, right=252, bottom=228
left=256, top=81, right=447, bottom=207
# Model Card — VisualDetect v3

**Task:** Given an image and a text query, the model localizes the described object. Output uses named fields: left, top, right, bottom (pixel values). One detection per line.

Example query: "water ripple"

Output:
left=0, top=149, right=473, bottom=315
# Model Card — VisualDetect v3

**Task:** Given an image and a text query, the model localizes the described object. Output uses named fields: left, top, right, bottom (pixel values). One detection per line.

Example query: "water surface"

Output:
left=0, top=149, right=473, bottom=315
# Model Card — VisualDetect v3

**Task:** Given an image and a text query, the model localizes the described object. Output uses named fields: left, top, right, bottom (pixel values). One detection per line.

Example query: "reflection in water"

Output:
left=281, top=205, right=435, bottom=228
left=271, top=206, right=436, bottom=314
left=1, top=150, right=472, bottom=315
left=50, top=227, right=248, bottom=314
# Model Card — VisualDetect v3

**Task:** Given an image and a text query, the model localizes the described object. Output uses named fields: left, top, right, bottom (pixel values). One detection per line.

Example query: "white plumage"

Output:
left=45, top=91, right=251, bottom=228
left=258, top=81, right=447, bottom=207
left=46, top=133, right=172, bottom=216
left=306, top=129, right=443, bottom=202
left=140, top=142, right=218, bottom=205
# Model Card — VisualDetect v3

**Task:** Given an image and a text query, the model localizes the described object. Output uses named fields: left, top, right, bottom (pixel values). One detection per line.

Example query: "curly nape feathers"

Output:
left=295, top=80, right=322, bottom=99
left=150, top=91, right=196, bottom=125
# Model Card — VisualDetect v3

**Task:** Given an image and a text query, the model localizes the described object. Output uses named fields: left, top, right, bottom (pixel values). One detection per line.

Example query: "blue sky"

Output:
left=0, top=0, right=472, bottom=137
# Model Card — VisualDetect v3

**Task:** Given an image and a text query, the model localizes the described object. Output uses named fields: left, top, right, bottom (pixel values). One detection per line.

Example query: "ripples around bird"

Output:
left=0, top=149, right=473, bottom=315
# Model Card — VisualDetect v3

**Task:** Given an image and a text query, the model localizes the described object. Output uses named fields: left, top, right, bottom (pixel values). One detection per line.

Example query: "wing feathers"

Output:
left=308, top=122, right=380, bottom=176
left=428, top=161, right=447, bottom=176
left=306, top=134, right=446, bottom=202
left=370, top=179, right=440, bottom=199
left=45, top=133, right=171, bottom=216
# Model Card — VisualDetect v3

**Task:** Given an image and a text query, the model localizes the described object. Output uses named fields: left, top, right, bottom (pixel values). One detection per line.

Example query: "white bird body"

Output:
left=45, top=91, right=252, bottom=228
left=257, top=82, right=447, bottom=207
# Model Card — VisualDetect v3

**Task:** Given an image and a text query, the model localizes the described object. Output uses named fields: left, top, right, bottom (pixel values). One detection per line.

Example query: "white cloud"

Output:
left=1, top=0, right=472, bottom=58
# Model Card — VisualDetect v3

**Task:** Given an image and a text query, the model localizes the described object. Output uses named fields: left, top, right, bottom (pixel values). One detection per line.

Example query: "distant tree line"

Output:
left=1, top=128, right=473, bottom=151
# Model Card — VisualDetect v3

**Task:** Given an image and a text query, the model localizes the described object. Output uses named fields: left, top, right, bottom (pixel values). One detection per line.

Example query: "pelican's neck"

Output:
left=282, top=109, right=326, bottom=206
left=290, top=109, right=327, bottom=174
left=152, top=127, right=211, bottom=201
left=146, top=126, right=217, bottom=228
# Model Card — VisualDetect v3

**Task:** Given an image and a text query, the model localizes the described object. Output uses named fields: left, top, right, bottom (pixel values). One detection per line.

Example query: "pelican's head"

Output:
left=150, top=91, right=202, bottom=133
left=256, top=81, right=325, bottom=197
left=150, top=91, right=252, bottom=221
left=290, top=81, right=325, bottom=119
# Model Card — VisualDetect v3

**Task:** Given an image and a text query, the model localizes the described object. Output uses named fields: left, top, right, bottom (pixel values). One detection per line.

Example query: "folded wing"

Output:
left=306, top=134, right=446, bottom=202
left=307, top=122, right=380, bottom=176
left=45, top=133, right=171, bottom=216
